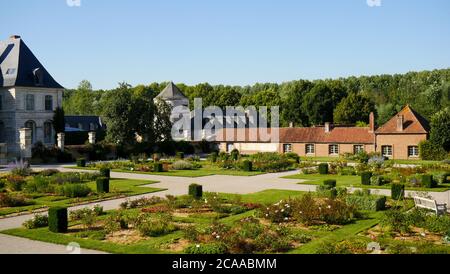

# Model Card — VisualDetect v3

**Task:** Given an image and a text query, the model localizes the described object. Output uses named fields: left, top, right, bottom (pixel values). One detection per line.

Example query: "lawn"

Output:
left=282, top=173, right=450, bottom=192
left=69, top=165, right=264, bottom=178
left=0, top=179, right=165, bottom=217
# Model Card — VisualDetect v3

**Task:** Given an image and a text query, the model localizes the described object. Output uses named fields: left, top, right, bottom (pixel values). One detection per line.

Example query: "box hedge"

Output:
left=242, top=160, right=253, bottom=172
left=48, top=207, right=68, bottom=233
left=76, top=158, right=86, bottom=167
left=153, top=162, right=164, bottom=172
left=318, top=163, right=329, bottom=175
left=99, top=168, right=111, bottom=179
left=189, top=184, right=203, bottom=199
left=323, top=179, right=337, bottom=189
left=421, top=174, right=437, bottom=188
left=391, top=183, right=405, bottom=200
left=96, top=177, right=110, bottom=193
left=361, top=172, right=372, bottom=185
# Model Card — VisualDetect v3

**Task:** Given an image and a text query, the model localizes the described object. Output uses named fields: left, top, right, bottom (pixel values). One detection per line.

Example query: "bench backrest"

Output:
left=414, top=197, right=437, bottom=210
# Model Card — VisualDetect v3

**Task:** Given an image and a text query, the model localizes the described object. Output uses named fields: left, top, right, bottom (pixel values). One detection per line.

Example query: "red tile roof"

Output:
left=375, top=105, right=430, bottom=134
left=215, top=126, right=375, bottom=144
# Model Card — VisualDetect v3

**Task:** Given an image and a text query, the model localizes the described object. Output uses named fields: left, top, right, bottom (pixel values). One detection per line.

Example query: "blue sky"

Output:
left=2, top=0, right=450, bottom=89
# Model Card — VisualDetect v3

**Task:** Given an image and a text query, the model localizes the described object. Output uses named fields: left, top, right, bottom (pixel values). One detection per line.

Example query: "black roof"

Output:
left=0, top=35, right=64, bottom=89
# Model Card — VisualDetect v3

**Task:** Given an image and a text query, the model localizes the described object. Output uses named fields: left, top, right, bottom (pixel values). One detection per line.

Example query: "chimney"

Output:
left=396, top=115, right=404, bottom=132
left=289, top=122, right=294, bottom=128
left=325, top=122, right=331, bottom=133
left=10, top=35, right=21, bottom=39
left=369, top=112, right=375, bottom=133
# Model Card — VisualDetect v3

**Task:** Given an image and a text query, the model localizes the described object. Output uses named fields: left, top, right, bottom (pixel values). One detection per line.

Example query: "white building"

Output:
left=0, top=35, right=64, bottom=160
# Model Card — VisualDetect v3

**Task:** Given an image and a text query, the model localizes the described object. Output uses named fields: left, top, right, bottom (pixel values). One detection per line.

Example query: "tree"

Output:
left=280, top=80, right=312, bottom=126
left=429, top=107, right=450, bottom=152
left=301, top=83, right=335, bottom=125
left=334, top=93, right=376, bottom=124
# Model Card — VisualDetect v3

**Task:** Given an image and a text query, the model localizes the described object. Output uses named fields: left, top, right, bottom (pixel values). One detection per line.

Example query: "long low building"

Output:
left=215, top=106, right=430, bottom=160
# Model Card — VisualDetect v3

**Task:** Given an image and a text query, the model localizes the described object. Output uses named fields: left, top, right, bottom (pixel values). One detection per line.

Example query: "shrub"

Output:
left=421, top=174, right=437, bottom=188
left=176, top=152, right=185, bottom=159
left=40, top=169, right=60, bottom=177
left=99, top=168, right=111, bottom=179
left=76, top=158, right=87, bottom=167
left=285, top=152, right=300, bottom=164
left=136, top=213, right=177, bottom=237
left=183, top=226, right=200, bottom=242
left=370, top=176, right=388, bottom=186
left=419, top=140, right=448, bottom=161
left=120, top=196, right=165, bottom=209
left=209, top=152, right=218, bottom=163
left=189, top=184, right=203, bottom=199
left=0, top=193, right=29, bottom=207
left=318, top=163, right=329, bottom=175
left=319, top=199, right=355, bottom=225
left=23, top=214, right=49, bottom=229
left=291, top=194, right=319, bottom=225
left=153, top=162, right=164, bottom=172
left=241, top=160, right=253, bottom=172
left=57, top=184, right=91, bottom=198
left=24, top=176, right=54, bottom=194
left=250, top=153, right=292, bottom=172
left=184, top=243, right=228, bottom=254
left=9, top=159, right=31, bottom=176
left=346, top=194, right=386, bottom=211
left=230, top=149, right=240, bottom=161
left=361, top=172, right=372, bottom=185
left=5, top=175, right=26, bottom=191
left=434, top=172, right=450, bottom=184
left=391, top=183, right=405, bottom=200
left=70, top=206, right=104, bottom=221
left=96, top=177, right=110, bottom=193
left=48, top=207, right=68, bottom=233
left=323, top=179, right=337, bottom=189
left=172, top=160, right=194, bottom=170
left=381, top=209, right=411, bottom=234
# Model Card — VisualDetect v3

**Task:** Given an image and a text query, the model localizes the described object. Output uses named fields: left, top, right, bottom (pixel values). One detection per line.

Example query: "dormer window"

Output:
left=33, top=68, right=44, bottom=86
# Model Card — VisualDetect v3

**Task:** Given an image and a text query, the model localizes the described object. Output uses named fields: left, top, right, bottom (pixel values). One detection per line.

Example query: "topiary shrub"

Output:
left=96, top=177, right=110, bottom=193
left=76, top=158, right=86, bottom=167
left=99, top=168, right=111, bottom=179
left=361, top=172, right=372, bottom=185
left=323, top=179, right=337, bottom=189
left=318, top=163, right=329, bottom=175
left=391, top=183, right=405, bottom=200
left=189, top=184, right=203, bottom=199
left=421, top=175, right=437, bottom=188
left=285, top=152, right=300, bottom=164
left=48, top=207, right=68, bottom=233
left=153, top=162, right=164, bottom=172
left=241, top=160, right=253, bottom=172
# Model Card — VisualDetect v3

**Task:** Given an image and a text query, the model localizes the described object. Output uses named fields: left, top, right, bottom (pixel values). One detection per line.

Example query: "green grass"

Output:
left=282, top=173, right=450, bottom=192
left=218, top=189, right=304, bottom=204
left=69, top=165, right=264, bottom=177
left=0, top=179, right=165, bottom=217
left=387, top=159, right=442, bottom=165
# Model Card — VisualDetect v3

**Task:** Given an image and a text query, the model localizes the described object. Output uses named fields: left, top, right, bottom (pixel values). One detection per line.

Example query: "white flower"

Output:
left=196, top=245, right=200, bottom=248
left=299, top=211, right=303, bottom=214
left=266, top=214, right=269, bottom=217
left=281, top=209, right=285, bottom=213
left=284, top=217, right=289, bottom=221
left=216, top=235, right=220, bottom=239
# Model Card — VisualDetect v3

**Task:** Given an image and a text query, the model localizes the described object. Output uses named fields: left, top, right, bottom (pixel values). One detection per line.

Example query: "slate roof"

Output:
left=375, top=105, right=430, bottom=134
left=65, top=116, right=105, bottom=131
left=156, top=82, right=187, bottom=100
left=215, top=127, right=375, bottom=144
left=0, top=35, right=63, bottom=89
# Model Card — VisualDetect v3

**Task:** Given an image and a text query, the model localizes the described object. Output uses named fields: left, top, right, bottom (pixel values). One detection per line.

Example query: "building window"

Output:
left=329, top=144, right=339, bottom=155
left=283, top=144, right=292, bottom=153
left=354, top=145, right=365, bottom=154
left=0, top=121, right=5, bottom=143
left=26, top=94, right=35, bottom=111
left=45, top=95, right=53, bottom=111
left=24, top=121, right=36, bottom=143
left=382, top=146, right=393, bottom=157
left=408, top=146, right=419, bottom=158
left=44, top=122, right=53, bottom=144
left=306, top=144, right=315, bottom=154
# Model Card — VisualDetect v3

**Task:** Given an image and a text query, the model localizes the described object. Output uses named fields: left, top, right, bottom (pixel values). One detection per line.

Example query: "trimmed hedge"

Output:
left=346, top=195, right=386, bottom=211
left=153, top=162, right=164, bottom=173
left=96, top=177, right=110, bottom=193
left=242, top=160, right=253, bottom=172
left=318, top=163, right=329, bottom=175
left=99, top=168, right=111, bottom=179
left=323, top=179, right=337, bottom=189
left=48, top=207, right=68, bottom=233
left=391, top=183, right=405, bottom=200
left=189, top=184, right=203, bottom=199
left=421, top=175, right=436, bottom=188
left=361, top=172, right=372, bottom=185
left=76, top=158, right=86, bottom=167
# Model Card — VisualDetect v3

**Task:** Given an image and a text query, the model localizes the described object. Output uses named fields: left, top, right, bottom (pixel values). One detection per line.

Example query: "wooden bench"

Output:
left=413, top=196, right=448, bottom=216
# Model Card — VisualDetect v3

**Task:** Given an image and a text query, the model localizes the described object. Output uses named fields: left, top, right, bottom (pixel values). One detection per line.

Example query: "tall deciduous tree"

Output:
left=334, top=93, right=376, bottom=124
left=430, top=107, right=450, bottom=152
